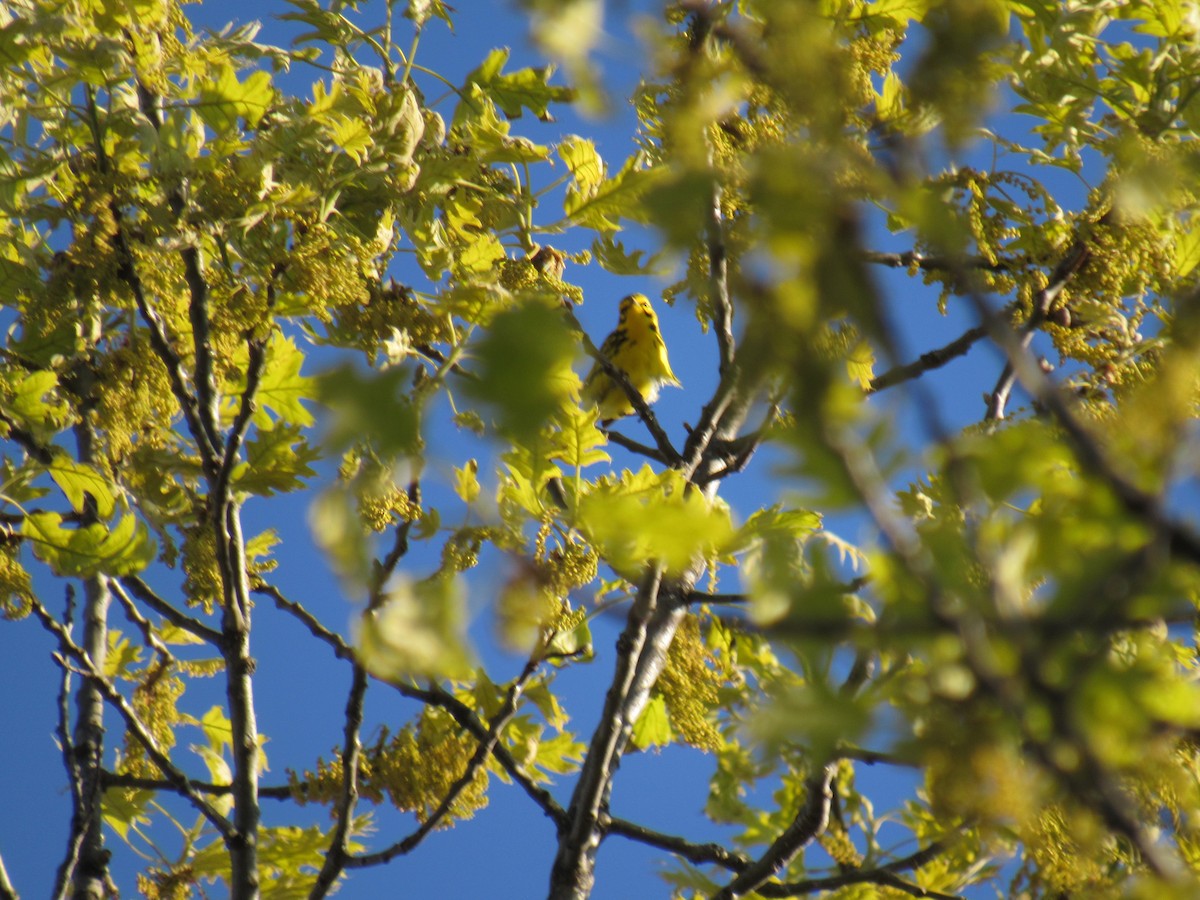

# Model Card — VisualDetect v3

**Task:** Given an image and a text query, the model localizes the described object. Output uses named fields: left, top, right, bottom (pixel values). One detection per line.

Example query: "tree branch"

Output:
left=308, top=664, right=369, bottom=899
left=51, top=587, right=82, bottom=900
left=549, top=564, right=669, bottom=899
left=605, top=817, right=751, bottom=872
left=984, top=226, right=1094, bottom=421
left=215, top=336, right=268, bottom=503
left=868, top=325, right=987, bottom=393
left=119, top=576, right=221, bottom=645
left=0, top=853, right=16, bottom=900
left=29, top=597, right=236, bottom=842
left=347, top=657, right=543, bottom=869
left=603, top=428, right=673, bottom=464
left=111, top=579, right=174, bottom=670
left=713, top=762, right=838, bottom=899
left=258, top=580, right=568, bottom=826
left=0, top=409, right=55, bottom=464
left=862, top=249, right=1016, bottom=274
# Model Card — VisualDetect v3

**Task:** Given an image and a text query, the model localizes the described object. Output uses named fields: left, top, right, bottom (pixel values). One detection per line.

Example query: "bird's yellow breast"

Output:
left=584, top=294, right=679, bottom=420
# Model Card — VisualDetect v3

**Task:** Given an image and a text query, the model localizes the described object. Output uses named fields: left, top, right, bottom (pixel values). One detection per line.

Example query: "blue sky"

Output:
left=0, top=1, right=1071, bottom=897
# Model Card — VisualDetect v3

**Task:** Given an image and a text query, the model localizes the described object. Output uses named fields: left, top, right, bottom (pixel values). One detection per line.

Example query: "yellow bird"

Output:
left=583, top=293, right=680, bottom=420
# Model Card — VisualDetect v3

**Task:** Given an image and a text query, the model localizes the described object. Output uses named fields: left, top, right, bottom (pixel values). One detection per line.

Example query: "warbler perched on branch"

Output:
left=583, top=293, right=680, bottom=421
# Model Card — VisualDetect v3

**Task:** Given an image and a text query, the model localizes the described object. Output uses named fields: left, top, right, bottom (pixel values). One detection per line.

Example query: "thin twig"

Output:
left=111, top=580, right=174, bottom=669
left=422, top=681, right=567, bottom=826
left=215, top=337, right=268, bottom=503
left=98, top=771, right=293, bottom=799
left=119, top=576, right=221, bottom=645
left=258, top=581, right=568, bottom=824
left=862, top=249, right=1016, bottom=274
left=868, top=325, right=987, bottom=393
left=348, top=657, right=543, bottom=868
left=603, top=429, right=672, bottom=464
left=308, top=665, right=370, bottom=898
left=29, top=598, right=236, bottom=841
left=984, top=228, right=1093, bottom=420
left=0, top=410, right=54, bottom=464
left=605, top=817, right=751, bottom=872
left=692, top=394, right=784, bottom=485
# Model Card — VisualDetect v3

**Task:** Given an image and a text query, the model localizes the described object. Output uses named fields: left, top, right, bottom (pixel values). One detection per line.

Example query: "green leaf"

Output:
left=23, top=511, right=156, bottom=577
left=731, top=505, right=824, bottom=554
left=590, top=235, right=666, bottom=275
left=541, top=606, right=593, bottom=662
left=630, top=694, right=672, bottom=750
left=530, top=729, right=586, bottom=777
left=6, top=369, right=64, bottom=430
left=47, top=457, right=116, bottom=519
left=232, top=423, right=319, bottom=496
left=454, top=459, right=480, bottom=503
left=326, top=115, right=373, bottom=162
left=561, top=141, right=660, bottom=234
left=196, top=64, right=274, bottom=132
left=548, top=405, right=609, bottom=470
left=252, top=334, right=315, bottom=427
left=101, top=787, right=152, bottom=842
left=461, top=47, right=573, bottom=120
left=1175, top=222, right=1200, bottom=277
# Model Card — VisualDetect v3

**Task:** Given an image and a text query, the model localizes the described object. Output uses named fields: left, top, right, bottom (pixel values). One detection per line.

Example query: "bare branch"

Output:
left=549, top=564, right=669, bottom=899
left=308, top=665, right=370, bottom=899
left=29, top=597, right=236, bottom=841
left=868, top=325, right=988, bottom=394
left=603, top=428, right=672, bottom=464
left=119, top=576, right=221, bottom=645
left=713, top=762, right=838, bottom=900
left=111, top=580, right=174, bottom=670
left=348, top=657, right=543, bottom=869
left=215, top=336, right=268, bottom=503
left=421, top=681, right=567, bottom=826
left=255, top=583, right=356, bottom=661
left=605, top=817, right=751, bottom=872
left=984, top=228, right=1093, bottom=420
left=862, top=249, right=1016, bottom=274
left=692, top=394, right=784, bottom=485
left=258, top=581, right=568, bottom=825
left=51, top=587, right=82, bottom=900
left=0, top=409, right=54, bottom=464
left=98, top=771, right=293, bottom=799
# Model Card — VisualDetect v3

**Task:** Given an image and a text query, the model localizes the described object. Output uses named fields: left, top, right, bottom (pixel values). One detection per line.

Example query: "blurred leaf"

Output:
left=579, top=466, right=736, bottom=576
left=314, top=363, right=421, bottom=457
left=357, top=575, right=474, bottom=679
left=465, top=303, right=580, bottom=444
